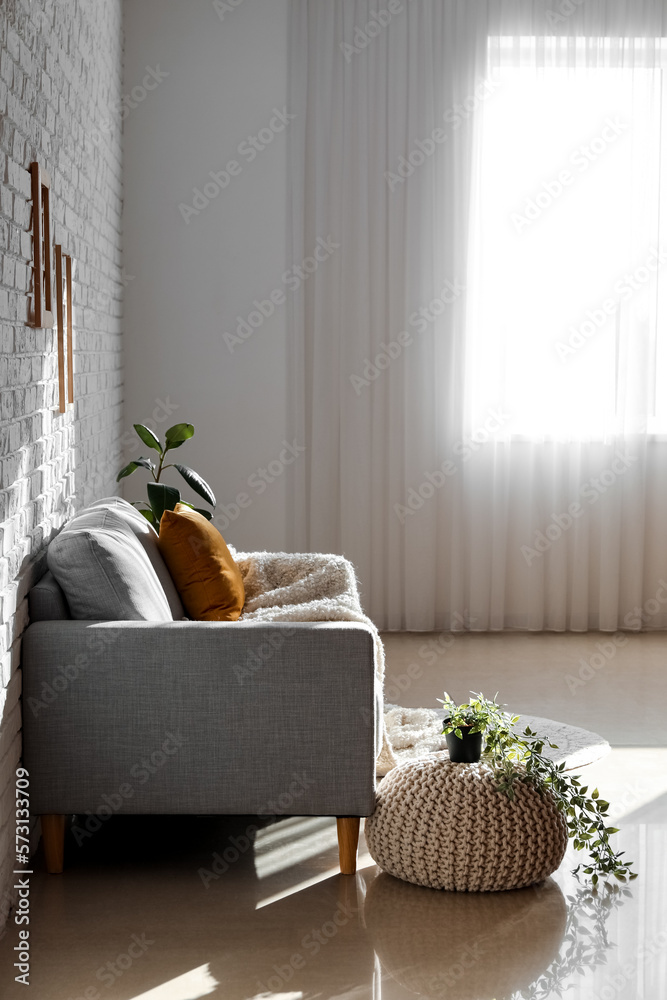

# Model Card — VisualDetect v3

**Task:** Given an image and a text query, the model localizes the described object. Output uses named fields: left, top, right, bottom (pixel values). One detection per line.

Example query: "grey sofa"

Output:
left=21, top=503, right=379, bottom=876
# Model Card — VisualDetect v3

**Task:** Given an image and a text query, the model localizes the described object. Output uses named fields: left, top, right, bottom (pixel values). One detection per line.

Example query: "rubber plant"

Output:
left=439, top=691, right=636, bottom=886
left=117, top=422, right=216, bottom=532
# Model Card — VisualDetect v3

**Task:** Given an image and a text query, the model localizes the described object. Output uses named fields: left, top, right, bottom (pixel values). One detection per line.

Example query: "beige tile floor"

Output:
left=0, top=632, right=665, bottom=1000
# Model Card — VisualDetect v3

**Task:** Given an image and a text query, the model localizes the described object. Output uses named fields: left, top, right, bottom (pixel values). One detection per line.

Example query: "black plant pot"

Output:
left=445, top=722, right=483, bottom=763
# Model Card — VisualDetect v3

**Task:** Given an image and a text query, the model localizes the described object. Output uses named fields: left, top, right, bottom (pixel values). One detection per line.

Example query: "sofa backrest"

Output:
left=41, top=497, right=184, bottom=622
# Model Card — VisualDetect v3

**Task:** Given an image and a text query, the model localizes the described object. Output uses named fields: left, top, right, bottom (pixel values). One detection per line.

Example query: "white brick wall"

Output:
left=0, top=0, right=124, bottom=931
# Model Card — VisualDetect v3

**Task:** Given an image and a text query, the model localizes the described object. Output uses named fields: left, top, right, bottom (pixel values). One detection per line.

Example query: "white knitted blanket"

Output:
left=232, top=549, right=397, bottom=774
left=384, top=705, right=610, bottom=771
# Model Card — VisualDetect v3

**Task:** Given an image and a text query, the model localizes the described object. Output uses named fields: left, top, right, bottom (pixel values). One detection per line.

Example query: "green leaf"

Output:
left=173, top=464, right=216, bottom=506
left=146, top=483, right=181, bottom=527
left=605, top=827, right=620, bottom=835
left=134, top=424, right=162, bottom=453
left=139, top=508, right=157, bottom=527
left=116, top=456, right=155, bottom=482
left=116, top=461, right=140, bottom=482
left=164, top=423, right=195, bottom=451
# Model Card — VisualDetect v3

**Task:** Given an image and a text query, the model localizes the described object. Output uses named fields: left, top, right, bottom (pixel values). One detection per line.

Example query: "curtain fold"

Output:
left=287, top=0, right=667, bottom=632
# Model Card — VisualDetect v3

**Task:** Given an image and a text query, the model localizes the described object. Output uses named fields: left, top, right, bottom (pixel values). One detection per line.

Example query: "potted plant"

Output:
left=438, top=692, right=503, bottom=763
left=117, top=422, right=216, bottom=532
left=438, top=691, right=636, bottom=886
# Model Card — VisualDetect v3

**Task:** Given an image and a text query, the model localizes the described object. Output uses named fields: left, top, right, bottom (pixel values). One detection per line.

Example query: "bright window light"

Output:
left=467, top=38, right=667, bottom=439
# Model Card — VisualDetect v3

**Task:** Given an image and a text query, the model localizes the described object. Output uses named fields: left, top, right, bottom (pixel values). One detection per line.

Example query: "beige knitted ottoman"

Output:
left=365, top=753, right=568, bottom=891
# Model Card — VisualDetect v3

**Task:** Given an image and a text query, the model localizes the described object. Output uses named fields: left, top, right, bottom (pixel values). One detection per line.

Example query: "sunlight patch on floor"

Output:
left=254, top=817, right=339, bottom=880
left=129, top=963, right=218, bottom=999
left=255, top=854, right=375, bottom=910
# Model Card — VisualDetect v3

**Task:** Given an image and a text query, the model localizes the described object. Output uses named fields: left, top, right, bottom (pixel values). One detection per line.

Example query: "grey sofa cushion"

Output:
left=47, top=506, right=173, bottom=621
left=28, top=570, right=71, bottom=622
left=88, top=497, right=185, bottom=619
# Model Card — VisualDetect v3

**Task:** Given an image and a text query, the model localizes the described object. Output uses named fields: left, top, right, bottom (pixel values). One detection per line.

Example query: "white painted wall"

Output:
left=122, top=0, right=291, bottom=551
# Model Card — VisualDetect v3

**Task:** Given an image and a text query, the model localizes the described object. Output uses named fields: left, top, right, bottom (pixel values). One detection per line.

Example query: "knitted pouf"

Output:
left=365, top=753, right=568, bottom=891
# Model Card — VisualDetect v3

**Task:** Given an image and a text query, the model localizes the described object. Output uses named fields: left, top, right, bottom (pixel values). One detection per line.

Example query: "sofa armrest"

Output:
left=22, top=620, right=378, bottom=817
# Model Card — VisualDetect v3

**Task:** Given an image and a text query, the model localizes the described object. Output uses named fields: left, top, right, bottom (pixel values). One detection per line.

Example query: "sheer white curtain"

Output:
left=287, top=0, right=667, bottom=631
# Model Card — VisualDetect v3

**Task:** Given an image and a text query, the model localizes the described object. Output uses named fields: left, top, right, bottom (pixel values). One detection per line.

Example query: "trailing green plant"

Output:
left=439, top=691, right=506, bottom=739
left=439, top=691, right=636, bottom=886
left=510, top=880, right=629, bottom=999
left=117, top=422, right=216, bottom=531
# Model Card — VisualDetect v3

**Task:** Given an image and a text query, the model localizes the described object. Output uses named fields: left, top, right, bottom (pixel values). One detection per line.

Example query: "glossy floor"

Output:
left=381, top=630, right=667, bottom=745
left=0, top=632, right=665, bottom=1000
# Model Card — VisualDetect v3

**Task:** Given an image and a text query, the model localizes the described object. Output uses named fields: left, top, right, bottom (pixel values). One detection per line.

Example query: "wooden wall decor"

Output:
left=66, top=253, right=74, bottom=405
left=55, top=245, right=74, bottom=412
left=30, top=162, right=54, bottom=328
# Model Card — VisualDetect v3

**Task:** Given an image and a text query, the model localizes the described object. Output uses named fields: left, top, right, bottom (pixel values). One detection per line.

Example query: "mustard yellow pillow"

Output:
left=158, top=505, right=245, bottom=621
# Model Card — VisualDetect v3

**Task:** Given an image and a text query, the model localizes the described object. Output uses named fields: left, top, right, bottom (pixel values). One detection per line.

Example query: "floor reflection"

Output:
left=0, top=804, right=660, bottom=1000
left=365, top=874, right=567, bottom=999
left=364, top=870, right=633, bottom=1000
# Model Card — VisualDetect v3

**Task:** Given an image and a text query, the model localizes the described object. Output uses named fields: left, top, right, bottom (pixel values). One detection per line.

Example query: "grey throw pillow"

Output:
left=88, top=497, right=185, bottom=619
left=47, top=505, right=173, bottom=621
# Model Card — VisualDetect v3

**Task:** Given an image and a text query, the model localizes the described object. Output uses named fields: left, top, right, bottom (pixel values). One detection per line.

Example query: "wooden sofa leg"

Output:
left=336, top=816, right=360, bottom=875
left=41, top=815, right=65, bottom=874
